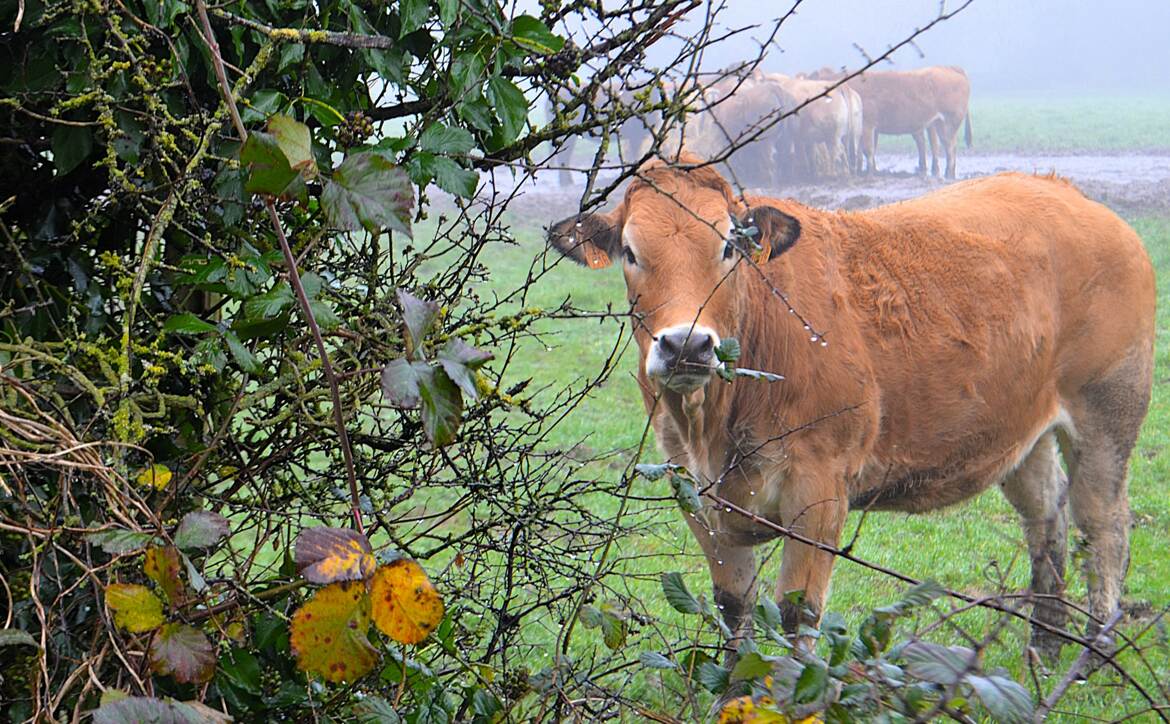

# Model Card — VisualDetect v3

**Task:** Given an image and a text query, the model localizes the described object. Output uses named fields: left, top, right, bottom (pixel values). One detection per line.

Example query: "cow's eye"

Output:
left=722, top=239, right=736, bottom=260
left=623, top=246, right=637, bottom=265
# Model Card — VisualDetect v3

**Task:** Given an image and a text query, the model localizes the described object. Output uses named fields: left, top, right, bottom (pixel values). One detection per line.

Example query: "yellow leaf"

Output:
left=370, top=559, right=444, bottom=645
left=289, top=581, right=378, bottom=683
left=105, top=583, right=166, bottom=633
left=294, top=527, right=377, bottom=584
left=136, top=464, right=172, bottom=491
left=717, top=695, right=809, bottom=724
left=143, top=545, right=185, bottom=606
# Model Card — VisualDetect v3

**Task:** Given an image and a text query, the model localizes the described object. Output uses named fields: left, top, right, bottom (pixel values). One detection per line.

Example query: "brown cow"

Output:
left=547, top=155, right=1154, bottom=660
left=814, top=66, right=972, bottom=179
left=768, top=73, right=860, bottom=178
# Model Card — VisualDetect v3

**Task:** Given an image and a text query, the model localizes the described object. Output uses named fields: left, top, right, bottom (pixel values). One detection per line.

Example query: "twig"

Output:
left=1035, top=609, right=1126, bottom=722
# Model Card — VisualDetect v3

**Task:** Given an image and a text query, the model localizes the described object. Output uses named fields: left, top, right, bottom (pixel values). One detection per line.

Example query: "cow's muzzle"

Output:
left=646, top=324, right=720, bottom=392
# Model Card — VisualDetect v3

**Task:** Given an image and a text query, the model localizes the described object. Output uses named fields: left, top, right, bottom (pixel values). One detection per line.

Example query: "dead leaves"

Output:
left=369, top=559, right=445, bottom=645
left=288, top=527, right=445, bottom=683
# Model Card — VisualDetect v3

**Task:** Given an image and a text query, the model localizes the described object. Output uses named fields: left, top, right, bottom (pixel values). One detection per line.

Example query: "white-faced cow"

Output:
left=547, top=154, right=1154, bottom=658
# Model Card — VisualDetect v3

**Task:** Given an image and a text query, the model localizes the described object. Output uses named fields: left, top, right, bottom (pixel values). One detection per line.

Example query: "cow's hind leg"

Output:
left=1060, top=353, right=1152, bottom=652
left=1000, top=431, right=1069, bottom=659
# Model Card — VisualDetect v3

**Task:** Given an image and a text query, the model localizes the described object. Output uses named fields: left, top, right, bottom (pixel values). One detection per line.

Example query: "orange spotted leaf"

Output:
left=289, top=581, right=378, bottom=683
left=370, top=560, right=444, bottom=645
left=105, top=583, right=166, bottom=633
left=144, top=545, right=185, bottom=606
left=294, top=527, right=377, bottom=584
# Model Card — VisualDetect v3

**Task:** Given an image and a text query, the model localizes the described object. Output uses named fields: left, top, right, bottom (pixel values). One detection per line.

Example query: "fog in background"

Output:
left=608, top=0, right=1170, bottom=95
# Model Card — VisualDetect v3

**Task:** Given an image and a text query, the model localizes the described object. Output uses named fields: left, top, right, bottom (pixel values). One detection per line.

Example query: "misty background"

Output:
left=564, top=0, right=1170, bottom=95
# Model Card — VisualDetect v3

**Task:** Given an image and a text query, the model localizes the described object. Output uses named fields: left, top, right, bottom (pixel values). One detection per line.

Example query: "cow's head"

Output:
left=547, top=157, right=800, bottom=394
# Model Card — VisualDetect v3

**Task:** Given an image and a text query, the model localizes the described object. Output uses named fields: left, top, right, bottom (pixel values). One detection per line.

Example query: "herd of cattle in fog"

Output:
left=553, top=65, right=974, bottom=187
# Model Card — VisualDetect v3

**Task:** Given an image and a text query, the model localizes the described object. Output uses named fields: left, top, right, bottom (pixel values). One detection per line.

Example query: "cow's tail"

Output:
left=964, top=111, right=973, bottom=148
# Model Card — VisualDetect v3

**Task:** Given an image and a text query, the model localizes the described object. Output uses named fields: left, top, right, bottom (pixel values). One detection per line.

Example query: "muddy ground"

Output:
left=486, top=151, right=1170, bottom=224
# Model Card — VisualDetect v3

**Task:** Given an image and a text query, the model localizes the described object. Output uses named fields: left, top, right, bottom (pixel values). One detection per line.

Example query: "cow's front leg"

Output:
left=684, top=513, right=757, bottom=657
left=775, top=476, right=848, bottom=636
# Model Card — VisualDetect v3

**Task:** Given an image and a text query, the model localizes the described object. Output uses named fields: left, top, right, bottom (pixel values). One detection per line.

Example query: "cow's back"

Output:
left=836, top=174, right=1154, bottom=509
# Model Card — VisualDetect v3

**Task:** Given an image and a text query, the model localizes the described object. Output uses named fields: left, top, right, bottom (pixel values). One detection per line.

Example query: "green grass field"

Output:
left=445, top=207, right=1170, bottom=719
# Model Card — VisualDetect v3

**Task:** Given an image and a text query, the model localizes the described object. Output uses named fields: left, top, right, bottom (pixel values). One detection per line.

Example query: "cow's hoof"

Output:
left=1029, top=628, right=1066, bottom=664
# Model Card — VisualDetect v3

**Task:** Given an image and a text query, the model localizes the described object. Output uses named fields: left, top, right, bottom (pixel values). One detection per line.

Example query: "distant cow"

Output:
left=548, top=154, right=1154, bottom=660
left=545, top=82, right=653, bottom=186
left=768, top=74, right=861, bottom=178
left=813, top=66, right=972, bottom=179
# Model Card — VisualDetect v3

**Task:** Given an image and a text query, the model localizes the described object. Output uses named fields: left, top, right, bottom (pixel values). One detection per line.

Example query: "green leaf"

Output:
left=437, top=338, right=492, bottom=400
left=634, top=463, right=675, bottom=480
left=599, top=604, right=627, bottom=650
left=450, top=53, right=486, bottom=97
left=437, top=0, right=458, bottom=25
left=244, top=283, right=294, bottom=319
left=173, top=511, right=230, bottom=550
left=92, top=696, right=230, bottom=724
left=240, top=131, right=305, bottom=202
left=309, top=299, right=341, bottom=330
left=422, top=154, right=479, bottom=198
left=639, top=651, right=676, bottom=670
left=794, top=660, right=829, bottom=703
left=321, top=152, right=414, bottom=236
left=266, top=114, right=317, bottom=178
left=696, top=661, right=729, bottom=694
left=0, top=629, right=38, bottom=648
left=715, top=337, right=741, bottom=363
left=381, top=358, right=432, bottom=408
left=754, top=598, right=784, bottom=633
left=353, top=696, right=402, bottom=723
left=223, top=331, right=260, bottom=374
left=149, top=623, right=216, bottom=684
left=577, top=604, right=603, bottom=628
left=419, top=123, right=476, bottom=155
left=874, top=579, right=946, bottom=617
left=419, top=367, right=463, bottom=447
left=903, top=642, right=976, bottom=685
left=730, top=651, right=772, bottom=682
left=397, top=289, right=438, bottom=356
left=668, top=470, right=702, bottom=514
left=240, top=89, right=287, bottom=125
left=162, top=313, right=217, bottom=336
left=86, top=528, right=157, bottom=554
left=486, top=76, right=529, bottom=144
left=967, top=674, right=1034, bottom=724
left=52, top=125, right=93, bottom=176
left=398, top=0, right=428, bottom=37
left=509, top=15, right=564, bottom=55
left=660, top=572, right=701, bottom=615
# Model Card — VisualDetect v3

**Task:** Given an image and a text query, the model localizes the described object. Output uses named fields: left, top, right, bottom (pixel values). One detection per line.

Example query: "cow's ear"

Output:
left=547, top=210, right=621, bottom=269
left=743, top=205, right=801, bottom=260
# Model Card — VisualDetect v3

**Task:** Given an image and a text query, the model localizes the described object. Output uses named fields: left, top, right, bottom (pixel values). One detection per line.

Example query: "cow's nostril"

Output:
left=698, top=335, right=714, bottom=353
left=658, top=335, right=679, bottom=355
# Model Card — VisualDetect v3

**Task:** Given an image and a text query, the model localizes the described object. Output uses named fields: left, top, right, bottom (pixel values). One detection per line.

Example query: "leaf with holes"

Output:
left=437, top=338, right=493, bottom=401
left=397, top=289, right=438, bottom=357
left=370, top=559, right=445, bottom=645
left=380, top=358, right=431, bottom=408
left=289, top=581, right=378, bottom=683
left=137, top=464, right=172, bottom=491
left=173, top=511, right=230, bottom=551
left=144, top=545, right=185, bottom=606
left=321, top=152, right=413, bottom=236
left=266, top=114, right=317, bottom=178
left=86, top=528, right=157, bottom=555
left=295, top=527, right=377, bottom=584
left=661, top=572, right=701, bottom=615
left=967, top=674, right=1034, bottom=724
left=149, top=623, right=216, bottom=684
left=419, top=366, right=463, bottom=447
left=105, top=584, right=165, bottom=633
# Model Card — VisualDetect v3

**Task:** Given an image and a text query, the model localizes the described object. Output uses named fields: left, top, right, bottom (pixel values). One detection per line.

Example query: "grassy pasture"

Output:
left=462, top=212, right=1170, bottom=719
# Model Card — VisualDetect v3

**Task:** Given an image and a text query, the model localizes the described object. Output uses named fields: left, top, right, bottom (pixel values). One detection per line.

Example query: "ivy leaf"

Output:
left=295, top=527, right=377, bottom=584
left=509, top=15, right=564, bottom=55
left=86, top=528, right=157, bottom=555
left=903, top=641, right=976, bottom=685
left=369, top=559, right=445, bottom=645
left=419, top=366, right=463, bottom=447
left=380, top=358, right=432, bottom=408
left=105, top=584, right=166, bottom=633
left=418, top=123, right=475, bottom=155
left=163, top=313, right=217, bottom=335
left=149, top=623, right=216, bottom=684
left=661, top=572, right=701, bottom=615
left=486, top=76, right=529, bottom=145
left=437, top=338, right=492, bottom=401
left=144, top=545, right=186, bottom=606
left=240, top=130, right=305, bottom=203
left=173, top=511, right=230, bottom=551
left=967, top=674, right=1034, bottom=724
left=289, top=581, right=378, bottom=683
left=321, top=152, right=413, bottom=236
left=266, top=114, right=317, bottom=178
left=136, top=464, right=172, bottom=491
